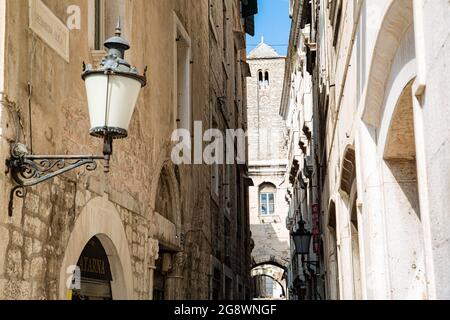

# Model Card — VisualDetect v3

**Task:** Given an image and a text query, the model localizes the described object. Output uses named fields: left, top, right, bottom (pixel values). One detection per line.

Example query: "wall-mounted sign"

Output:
left=312, top=204, right=321, bottom=254
left=29, top=0, right=70, bottom=62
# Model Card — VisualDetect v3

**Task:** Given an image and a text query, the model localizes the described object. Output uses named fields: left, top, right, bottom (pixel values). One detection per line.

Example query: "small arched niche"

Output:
left=155, top=166, right=176, bottom=223
left=382, top=81, right=427, bottom=299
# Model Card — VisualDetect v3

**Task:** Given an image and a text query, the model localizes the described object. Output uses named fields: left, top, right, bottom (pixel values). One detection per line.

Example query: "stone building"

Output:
left=0, top=0, right=256, bottom=300
left=282, top=0, right=450, bottom=300
left=280, top=0, right=326, bottom=300
left=246, top=40, right=290, bottom=300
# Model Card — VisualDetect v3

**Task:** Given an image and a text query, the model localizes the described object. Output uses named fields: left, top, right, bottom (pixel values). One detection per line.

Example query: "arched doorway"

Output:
left=72, top=236, right=113, bottom=300
left=59, top=196, right=134, bottom=300
left=151, top=164, right=184, bottom=300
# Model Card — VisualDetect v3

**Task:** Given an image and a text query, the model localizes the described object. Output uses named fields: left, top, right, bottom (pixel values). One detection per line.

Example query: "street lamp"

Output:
left=82, top=21, right=147, bottom=172
left=291, top=219, right=312, bottom=256
left=6, top=21, right=146, bottom=216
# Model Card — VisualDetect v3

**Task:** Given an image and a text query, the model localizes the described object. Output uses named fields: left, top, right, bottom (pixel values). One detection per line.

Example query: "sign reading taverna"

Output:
left=29, top=0, right=70, bottom=62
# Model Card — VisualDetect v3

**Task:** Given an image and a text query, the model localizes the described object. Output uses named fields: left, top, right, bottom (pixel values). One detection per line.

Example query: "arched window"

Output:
left=264, top=71, right=270, bottom=86
left=259, top=183, right=276, bottom=215
left=258, top=70, right=263, bottom=88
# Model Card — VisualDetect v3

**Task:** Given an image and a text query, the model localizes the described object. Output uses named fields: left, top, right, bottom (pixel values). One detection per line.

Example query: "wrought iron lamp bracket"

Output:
left=6, top=142, right=109, bottom=217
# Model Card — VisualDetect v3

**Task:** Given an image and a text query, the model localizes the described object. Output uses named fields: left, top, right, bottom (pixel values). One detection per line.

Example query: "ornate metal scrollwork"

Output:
left=6, top=143, right=105, bottom=217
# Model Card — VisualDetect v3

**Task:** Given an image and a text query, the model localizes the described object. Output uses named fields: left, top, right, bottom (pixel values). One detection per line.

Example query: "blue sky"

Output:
left=246, top=0, right=291, bottom=56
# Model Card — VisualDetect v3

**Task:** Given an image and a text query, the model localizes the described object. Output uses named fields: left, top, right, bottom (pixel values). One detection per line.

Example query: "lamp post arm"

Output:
left=6, top=143, right=108, bottom=217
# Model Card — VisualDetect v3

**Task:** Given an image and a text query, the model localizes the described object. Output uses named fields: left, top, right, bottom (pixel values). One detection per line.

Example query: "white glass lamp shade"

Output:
left=84, top=72, right=144, bottom=139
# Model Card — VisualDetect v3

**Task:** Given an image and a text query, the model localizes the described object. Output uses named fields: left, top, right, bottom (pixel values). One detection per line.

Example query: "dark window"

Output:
left=94, top=0, right=102, bottom=50
left=332, top=2, right=343, bottom=47
left=225, top=276, right=233, bottom=300
left=213, top=268, right=221, bottom=300
left=258, top=71, right=263, bottom=87
left=264, top=71, right=270, bottom=86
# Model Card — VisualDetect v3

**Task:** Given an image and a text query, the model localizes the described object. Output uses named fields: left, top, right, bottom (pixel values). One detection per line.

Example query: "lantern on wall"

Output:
left=291, top=219, right=312, bottom=256
left=6, top=20, right=146, bottom=216
left=82, top=22, right=146, bottom=141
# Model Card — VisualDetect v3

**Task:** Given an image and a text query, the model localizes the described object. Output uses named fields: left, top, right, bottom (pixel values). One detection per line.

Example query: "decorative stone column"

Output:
left=147, top=239, right=159, bottom=300
left=165, top=252, right=187, bottom=300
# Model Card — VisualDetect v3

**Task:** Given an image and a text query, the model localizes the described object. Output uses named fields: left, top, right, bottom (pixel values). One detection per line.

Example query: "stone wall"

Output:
left=286, top=0, right=450, bottom=300
left=0, top=0, right=252, bottom=300
left=247, top=57, right=287, bottom=162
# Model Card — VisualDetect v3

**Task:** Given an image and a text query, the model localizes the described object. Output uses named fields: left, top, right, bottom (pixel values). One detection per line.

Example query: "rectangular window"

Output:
left=175, top=15, right=192, bottom=132
left=332, top=1, right=343, bottom=48
left=209, top=1, right=219, bottom=42
left=90, top=0, right=125, bottom=51
left=213, top=163, right=220, bottom=197
left=224, top=218, right=231, bottom=266
left=212, top=268, right=221, bottom=300
left=94, top=0, right=103, bottom=50
left=212, top=117, right=220, bottom=198
left=105, top=0, right=125, bottom=38
left=260, top=193, right=275, bottom=215
left=223, top=0, right=228, bottom=55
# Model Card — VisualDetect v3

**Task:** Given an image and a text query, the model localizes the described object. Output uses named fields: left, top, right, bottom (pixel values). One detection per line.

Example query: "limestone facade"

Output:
left=283, top=0, right=450, bottom=300
left=246, top=41, right=290, bottom=299
left=0, top=0, right=254, bottom=300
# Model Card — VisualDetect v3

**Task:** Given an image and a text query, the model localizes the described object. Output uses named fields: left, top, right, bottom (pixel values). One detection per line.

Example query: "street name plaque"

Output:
left=29, top=0, right=70, bottom=62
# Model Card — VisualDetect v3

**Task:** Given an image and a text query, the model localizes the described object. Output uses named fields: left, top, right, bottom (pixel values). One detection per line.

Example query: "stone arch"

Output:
left=340, top=146, right=356, bottom=198
left=258, top=181, right=277, bottom=189
left=362, top=0, right=414, bottom=127
left=380, top=79, right=427, bottom=299
left=149, top=153, right=185, bottom=300
left=338, top=145, right=363, bottom=299
left=59, top=196, right=134, bottom=300
left=251, top=263, right=286, bottom=299
left=252, top=255, right=288, bottom=271
left=149, top=154, right=181, bottom=229
left=360, top=0, right=427, bottom=298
